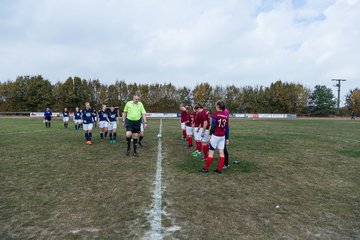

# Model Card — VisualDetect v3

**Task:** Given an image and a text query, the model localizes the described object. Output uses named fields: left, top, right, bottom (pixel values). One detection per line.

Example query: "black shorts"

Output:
left=125, top=119, right=141, bottom=133
left=45, top=117, right=51, bottom=121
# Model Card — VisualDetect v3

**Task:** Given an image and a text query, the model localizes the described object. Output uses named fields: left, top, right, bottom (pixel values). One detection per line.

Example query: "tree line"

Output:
left=0, top=75, right=359, bottom=116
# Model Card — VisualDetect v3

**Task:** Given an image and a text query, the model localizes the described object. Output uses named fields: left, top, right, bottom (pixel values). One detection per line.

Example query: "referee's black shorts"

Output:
left=125, top=118, right=141, bottom=133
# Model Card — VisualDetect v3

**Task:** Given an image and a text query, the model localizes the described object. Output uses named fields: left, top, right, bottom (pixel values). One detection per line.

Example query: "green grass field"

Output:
left=1, top=118, right=359, bottom=239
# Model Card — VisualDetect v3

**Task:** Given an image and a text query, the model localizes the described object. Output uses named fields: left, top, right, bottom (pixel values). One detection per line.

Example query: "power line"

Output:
left=331, top=79, right=346, bottom=115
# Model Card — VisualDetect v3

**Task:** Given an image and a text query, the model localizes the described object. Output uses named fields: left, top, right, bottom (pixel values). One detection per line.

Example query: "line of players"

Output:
left=180, top=100, right=230, bottom=174
left=57, top=103, right=144, bottom=147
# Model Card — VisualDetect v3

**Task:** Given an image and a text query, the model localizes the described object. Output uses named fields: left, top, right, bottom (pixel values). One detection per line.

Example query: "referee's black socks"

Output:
left=126, top=137, right=132, bottom=150
left=133, top=138, right=138, bottom=153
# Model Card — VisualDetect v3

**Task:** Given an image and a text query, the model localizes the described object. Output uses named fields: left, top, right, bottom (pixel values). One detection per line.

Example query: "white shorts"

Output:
left=194, top=127, right=202, bottom=141
left=140, top=123, right=144, bottom=132
left=201, top=129, right=210, bottom=142
left=83, top=123, right=93, bottom=131
left=181, top=122, right=186, bottom=130
left=108, top=121, right=117, bottom=131
left=210, top=135, right=226, bottom=150
left=63, top=117, right=69, bottom=122
left=74, top=119, right=82, bottom=124
left=99, top=121, right=108, bottom=129
left=185, top=126, right=193, bottom=136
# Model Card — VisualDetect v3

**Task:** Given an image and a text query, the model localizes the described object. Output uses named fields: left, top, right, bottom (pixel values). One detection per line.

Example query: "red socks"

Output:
left=196, top=141, right=202, bottom=152
left=205, top=156, right=213, bottom=170
left=218, top=156, right=225, bottom=171
left=182, top=129, right=186, bottom=138
left=187, top=136, right=193, bottom=145
left=202, top=143, right=209, bottom=159
left=204, top=156, right=225, bottom=171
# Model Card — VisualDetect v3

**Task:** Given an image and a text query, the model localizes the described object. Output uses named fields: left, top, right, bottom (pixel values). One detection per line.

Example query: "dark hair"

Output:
left=216, top=100, right=226, bottom=111
left=195, top=103, right=203, bottom=109
left=134, top=91, right=141, bottom=97
left=186, top=105, right=193, bottom=113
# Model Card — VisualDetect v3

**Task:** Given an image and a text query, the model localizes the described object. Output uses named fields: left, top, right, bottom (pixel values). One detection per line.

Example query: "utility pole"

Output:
left=332, top=79, right=346, bottom=115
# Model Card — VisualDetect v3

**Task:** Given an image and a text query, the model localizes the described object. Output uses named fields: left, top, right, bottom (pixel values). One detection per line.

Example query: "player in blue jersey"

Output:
left=82, top=102, right=94, bottom=145
left=73, top=107, right=82, bottom=130
left=98, top=104, right=109, bottom=142
left=108, top=106, right=119, bottom=144
left=44, top=107, right=52, bottom=128
left=62, top=108, right=70, bottom=128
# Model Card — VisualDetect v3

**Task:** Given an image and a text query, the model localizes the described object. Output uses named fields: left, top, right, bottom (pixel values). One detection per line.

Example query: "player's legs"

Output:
left=202, top=136, right=225, bottom=173
left=181, top=122, right=186, bottom=140
left=126, top=130, right=132, bottom=154
left=108, top=122, right=113, bottom=143
left=131, top=120, right=141, bottom=156
left=104, top=122, right=108, bottom=139
left=132, top=132, right=139, bottom=156
left=186, top=126, right=193, bottom=147
left=193, top=127, right=202, bottom=156
left=63, top=117, right=68, bottom=128
left=88, top=124, right=93, bottom=144
left=201, top=130, right=210, bottom=160
left=224, top=144, right=229, bottom=168
left=83, top=124, right=89, bottom=143
left=203, top=139, right=216, bottom=171
left=215, top=137, right=226, bottom=172
left=83, top=124, right=93, bottom=144
left=75, top=120, right=81, bottom=130
left=139, top=123, right=144, bottom=147
left=112, top=123, right=117, bottom=143
left=100, top=127, right=104, bottom=140
left=99, top=121, right=105, bottom=141
left=45, top=118, right=51, bottom=128
left=125, top=119, right=133, bottom=155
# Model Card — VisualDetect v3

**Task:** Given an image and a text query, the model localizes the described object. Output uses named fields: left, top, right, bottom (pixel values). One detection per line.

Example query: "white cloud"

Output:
left=0, top=0, right=359, bottom=102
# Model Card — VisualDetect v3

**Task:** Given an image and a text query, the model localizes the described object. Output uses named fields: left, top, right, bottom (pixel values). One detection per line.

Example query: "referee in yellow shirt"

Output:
left=122, top=93, right=148, bottom=157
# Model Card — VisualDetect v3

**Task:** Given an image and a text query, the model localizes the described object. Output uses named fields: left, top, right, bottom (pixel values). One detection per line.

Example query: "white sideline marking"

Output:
left=70, top=228, right=100, bottom=234
left=145, top=119, right=163, bottom=240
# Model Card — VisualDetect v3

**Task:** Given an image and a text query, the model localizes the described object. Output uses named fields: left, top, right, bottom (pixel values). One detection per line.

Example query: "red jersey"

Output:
left=199, top=109, right=211, bottom=130
left=180, top=110, right=188, bottom=123
left=211, top=111, right=229, bottom=137
left=193, top=111, right=201, bottom=128
left=185, top=113, right=194, bottom=127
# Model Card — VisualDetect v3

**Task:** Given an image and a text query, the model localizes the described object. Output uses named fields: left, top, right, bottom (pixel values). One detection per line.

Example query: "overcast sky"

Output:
left=0, top=0, right=359, bottom=103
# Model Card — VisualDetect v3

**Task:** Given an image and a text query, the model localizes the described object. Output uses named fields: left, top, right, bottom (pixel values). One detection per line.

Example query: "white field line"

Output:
left=145, top=118, right=163, bottom=240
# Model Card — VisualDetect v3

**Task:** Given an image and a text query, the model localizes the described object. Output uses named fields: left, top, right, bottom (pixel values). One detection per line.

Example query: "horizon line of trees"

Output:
left=0, top=75, right=359, bottom=116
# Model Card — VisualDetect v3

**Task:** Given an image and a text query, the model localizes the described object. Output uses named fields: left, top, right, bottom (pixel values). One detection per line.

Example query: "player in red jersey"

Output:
left=185, top=105, right=194, bottom=148
left=180, top=105, right=187, bottom=141
left=200, top=100, right=229, bottom=174
left=192, top=104, right=202, bottom=157
left=198, top=103, right=211, bottom=161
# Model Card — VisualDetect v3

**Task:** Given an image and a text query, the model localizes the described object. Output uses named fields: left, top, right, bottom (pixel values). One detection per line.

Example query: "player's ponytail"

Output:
left=216, top=100, right=225, bottom=111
